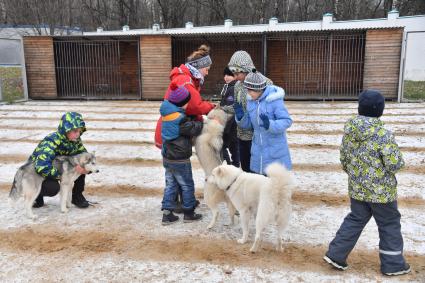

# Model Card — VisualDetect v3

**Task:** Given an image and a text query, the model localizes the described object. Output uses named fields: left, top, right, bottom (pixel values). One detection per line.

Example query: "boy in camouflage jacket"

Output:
left=324, top=90, right=410, bottom=276
left=30, top=112, right=91, bottom=208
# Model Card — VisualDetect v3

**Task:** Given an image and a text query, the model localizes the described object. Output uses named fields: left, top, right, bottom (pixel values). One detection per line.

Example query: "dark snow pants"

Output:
left=326, top=198, right=407, bottom=274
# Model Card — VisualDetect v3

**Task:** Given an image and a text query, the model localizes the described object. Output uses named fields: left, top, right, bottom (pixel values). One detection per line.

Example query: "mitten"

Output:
left=259, top=113, right=270, bottom=130
left=233, top=102, right=244, bottom=120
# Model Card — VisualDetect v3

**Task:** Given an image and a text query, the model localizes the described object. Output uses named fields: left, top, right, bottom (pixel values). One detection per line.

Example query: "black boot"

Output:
left=33, top=194, right=44, bottom=208
left=72, top=175, right=89, bottom=208
left=162, top=210, right=179, bottom=225
left=72, top=193, right=89, bottom=208
left=183, top=209, right=202, bottom=223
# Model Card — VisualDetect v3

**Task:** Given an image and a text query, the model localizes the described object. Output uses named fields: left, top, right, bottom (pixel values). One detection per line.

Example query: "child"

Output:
left=220, top=66, right=239, bottom=167
left=233, top=69, right=292, bottom=174
left=30, top=112, right=90, bottom=208
left=323, top=90, right=410, bottom=276
left=160, top=86, right=203, bottom=225
left=228, top=50, right=273, bottom=172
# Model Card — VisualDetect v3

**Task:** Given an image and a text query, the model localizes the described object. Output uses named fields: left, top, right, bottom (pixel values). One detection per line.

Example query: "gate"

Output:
left=400, top=31, right=425, bottom=101
left=0, top=37, right=27, bottom=102
left=53, top=39, right=140, bottom=99
left=268, top=32, right=366, bottom=99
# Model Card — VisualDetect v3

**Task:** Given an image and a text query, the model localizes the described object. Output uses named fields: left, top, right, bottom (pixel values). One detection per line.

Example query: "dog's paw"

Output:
left=237, top=238, right=246, bottom=244
left=249, top=247, right=257, bottom=253
left=29, top=214, right=38, bottom=220
left=61, top=208, right=69, bottom=213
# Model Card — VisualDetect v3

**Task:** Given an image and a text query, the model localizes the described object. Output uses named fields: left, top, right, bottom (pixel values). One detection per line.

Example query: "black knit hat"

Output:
left=358, top=89, right=385, bottom=118
left=243, top=69, right=267, bottom=91
left=223, top=66, right=234, bottom=77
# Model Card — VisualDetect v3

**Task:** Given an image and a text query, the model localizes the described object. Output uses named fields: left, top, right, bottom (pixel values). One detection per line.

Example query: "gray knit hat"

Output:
left=228, top=51, right=255, bottom=73
left=187, top=55, right=212, bottom=69
left=243, top=69, right=267, bottom=91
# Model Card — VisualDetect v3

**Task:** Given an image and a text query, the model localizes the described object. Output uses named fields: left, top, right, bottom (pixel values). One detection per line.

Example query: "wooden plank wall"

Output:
left=363, top=29, right=403, bottom=99
left=23, top=37, right=57, bottom=98
left=140, top=36, right=171, bottom=99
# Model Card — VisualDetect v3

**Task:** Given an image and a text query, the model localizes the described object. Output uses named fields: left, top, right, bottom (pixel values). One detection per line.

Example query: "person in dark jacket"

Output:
left=220, top=66, right=239, bottom=167
left=160, top=86, right=204, bottom=225
left=30, top=112, right=91, bottom=209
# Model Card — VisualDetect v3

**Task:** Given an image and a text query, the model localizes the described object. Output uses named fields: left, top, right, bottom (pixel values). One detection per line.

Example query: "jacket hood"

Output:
left=170, top=64, right=189, bottom=80
left=57, top=112, right=86, bottom=136
left=247, top=85, right=285, bottom=102
left=160, top=100, right=185, bottom=116
left=344, top=115, right=384, bottom=141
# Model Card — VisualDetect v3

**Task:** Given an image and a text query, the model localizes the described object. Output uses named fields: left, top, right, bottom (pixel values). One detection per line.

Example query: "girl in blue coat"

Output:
left=234, top=69, right=292, bottom=174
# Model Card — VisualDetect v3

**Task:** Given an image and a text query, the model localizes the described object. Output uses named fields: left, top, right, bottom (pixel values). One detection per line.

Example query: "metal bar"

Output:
left=327, top=34, right=333, bottom=97
left=262, top=33, right=267, bottom=75
left=398, top=31, right=408, bottom=102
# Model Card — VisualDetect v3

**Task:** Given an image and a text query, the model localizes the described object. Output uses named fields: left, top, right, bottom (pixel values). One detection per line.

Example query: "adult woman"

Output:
left=155, top=45, right=215, bottom=148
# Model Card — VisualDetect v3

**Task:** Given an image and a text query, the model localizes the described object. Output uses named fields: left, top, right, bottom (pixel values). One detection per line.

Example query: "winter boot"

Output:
left=32, top=194, right=44, bottom=208
left=72, top=193, right=89, bottom=208
left=162, top=210, right=179, bottom=225
left=323, top=255, right=348, bottom=271
left=183, top=209, right=202, bottom=223
left=383, top=264, right=411, bottom=276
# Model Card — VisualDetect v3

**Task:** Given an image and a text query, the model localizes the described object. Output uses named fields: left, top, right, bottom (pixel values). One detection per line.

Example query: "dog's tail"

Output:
left=9, top=165, right=25, bottom=202
left=265, top=162, right=293, bottom=201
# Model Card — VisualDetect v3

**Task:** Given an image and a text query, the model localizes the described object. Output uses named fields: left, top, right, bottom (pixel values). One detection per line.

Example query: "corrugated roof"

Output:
left=82, top=16, right=408, bottom=37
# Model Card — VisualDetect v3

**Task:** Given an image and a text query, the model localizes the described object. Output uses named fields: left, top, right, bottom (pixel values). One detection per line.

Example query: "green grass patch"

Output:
left=403, top=80, right=425, bottom=100
left=0, top=66, right=24, bottom=103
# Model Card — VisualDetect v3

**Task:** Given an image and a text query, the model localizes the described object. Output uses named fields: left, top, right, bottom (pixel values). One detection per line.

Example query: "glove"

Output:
left=233, top=102, right=244, bottom=120
left=259, top=113, right=270, bottom=130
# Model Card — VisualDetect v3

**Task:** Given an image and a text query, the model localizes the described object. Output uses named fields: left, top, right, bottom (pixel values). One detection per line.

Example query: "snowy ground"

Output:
left=0, top=100, right=424, bottom=282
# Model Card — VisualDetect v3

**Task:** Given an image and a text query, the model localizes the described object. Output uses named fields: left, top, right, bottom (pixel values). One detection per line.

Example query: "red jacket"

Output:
left=155, top=64, right=214, bottom=148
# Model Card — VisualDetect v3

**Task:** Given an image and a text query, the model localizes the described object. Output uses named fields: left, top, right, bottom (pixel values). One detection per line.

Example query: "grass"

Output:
left=403, top=80, right=425, bottom=100
left=0, top=66, right=24, bottom=103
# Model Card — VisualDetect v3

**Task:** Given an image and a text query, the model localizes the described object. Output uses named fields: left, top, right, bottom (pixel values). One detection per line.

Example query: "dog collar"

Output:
left=225, top=172, right=242, bottom=191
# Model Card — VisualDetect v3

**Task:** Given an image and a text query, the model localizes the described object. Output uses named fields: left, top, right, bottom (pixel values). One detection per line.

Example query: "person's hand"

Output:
left=233, top=102, right=244, bottom=120
left=259, top=113, right=270, bottom=130
left=75, top=165, right=89, bottom=175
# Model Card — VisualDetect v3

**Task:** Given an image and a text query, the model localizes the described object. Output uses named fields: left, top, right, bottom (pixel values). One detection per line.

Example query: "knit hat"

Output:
left=358, top=89, right=385, bottom=118
left=187, top=55, right=212, bottom=69
left=168, top=86, right=191, bottom=107
left=228, top=51, right=255, bottom=73
left=223, top=66, right=234, bottom=77
left=243, top=69, right=267, bottom=91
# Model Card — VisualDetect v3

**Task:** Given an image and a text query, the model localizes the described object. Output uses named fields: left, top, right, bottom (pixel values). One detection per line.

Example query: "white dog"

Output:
left=195, top=106, right=237, bottom=229
left=9, top=152, right=99, bottom=219
left=207, top=162, right=292, bottom=253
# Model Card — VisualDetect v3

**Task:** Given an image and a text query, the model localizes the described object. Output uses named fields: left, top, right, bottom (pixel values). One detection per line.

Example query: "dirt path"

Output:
left=0, top=226, right=423, bottom=281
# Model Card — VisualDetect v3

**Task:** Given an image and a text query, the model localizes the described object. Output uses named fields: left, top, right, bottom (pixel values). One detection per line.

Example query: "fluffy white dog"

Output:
left=207, top=162, right=292, bottom=253
left=195, top=106, right=237, bottom=229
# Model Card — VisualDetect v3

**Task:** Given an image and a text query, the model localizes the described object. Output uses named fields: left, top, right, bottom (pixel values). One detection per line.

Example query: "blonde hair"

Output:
left=187, top=45, right=210, bottom=62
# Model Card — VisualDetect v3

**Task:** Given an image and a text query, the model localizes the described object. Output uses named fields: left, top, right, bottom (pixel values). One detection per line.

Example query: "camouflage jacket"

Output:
left=340, top=116, right=404, bottom=203
left=234, top=77, right=273, bottom=141
left=30, top=112, right=87, bottom=179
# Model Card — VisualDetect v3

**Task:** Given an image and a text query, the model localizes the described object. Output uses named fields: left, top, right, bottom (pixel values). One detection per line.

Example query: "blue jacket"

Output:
left=237, top=85, right=292, bottom=174
left=160, top=100, right=203, bottom=160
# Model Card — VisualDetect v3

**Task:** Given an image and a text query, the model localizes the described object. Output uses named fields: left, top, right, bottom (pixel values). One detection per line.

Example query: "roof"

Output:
left=80, top=14, right=425, bottom=38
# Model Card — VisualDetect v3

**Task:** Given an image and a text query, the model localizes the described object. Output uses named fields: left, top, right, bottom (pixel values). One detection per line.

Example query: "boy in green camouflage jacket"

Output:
left=324, top=90, right=410, bottom=276
left=30, top=112, right=90, bottom=208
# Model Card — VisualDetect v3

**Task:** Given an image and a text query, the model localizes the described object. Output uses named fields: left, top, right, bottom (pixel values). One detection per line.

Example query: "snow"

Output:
left=0, top=101, right=423, bottom=282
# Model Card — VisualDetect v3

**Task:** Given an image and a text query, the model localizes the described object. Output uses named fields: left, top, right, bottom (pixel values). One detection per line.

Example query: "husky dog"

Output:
left=195, top=106, right=237, bottom=229
left=207, top=162, right=292, bottom=253
left=9, top=152, right=99, bottom=219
